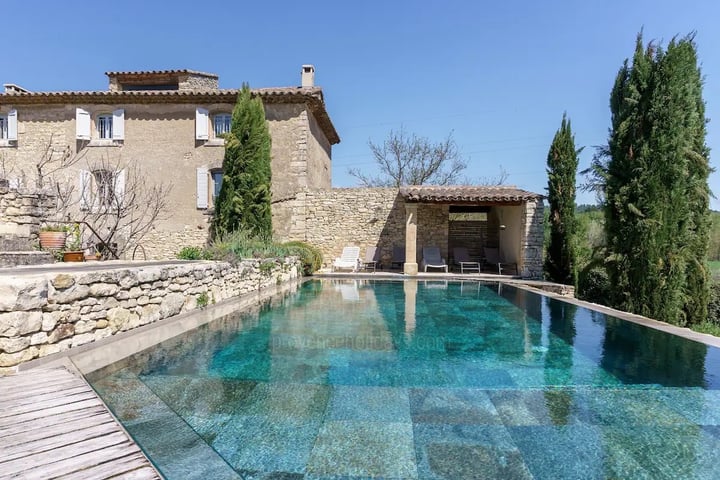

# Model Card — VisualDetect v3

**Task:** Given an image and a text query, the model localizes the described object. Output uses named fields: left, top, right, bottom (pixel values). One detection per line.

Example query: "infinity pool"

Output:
left=88, top=279, right=720, bottom=479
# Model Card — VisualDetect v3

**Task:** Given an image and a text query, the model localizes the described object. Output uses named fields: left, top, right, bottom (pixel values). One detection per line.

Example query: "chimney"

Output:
left=301, top=65, right=315, bottom=87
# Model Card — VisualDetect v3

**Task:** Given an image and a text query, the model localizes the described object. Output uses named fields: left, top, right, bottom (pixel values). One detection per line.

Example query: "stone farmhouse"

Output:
left=0, top=66, right=544, bottom=277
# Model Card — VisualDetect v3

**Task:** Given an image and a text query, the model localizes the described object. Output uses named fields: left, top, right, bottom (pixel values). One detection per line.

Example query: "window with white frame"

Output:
left=97, top=115, right=113, bottom=139
left=0, top=109, right=18, bottom=143
left=211, top=169, right=223, bottom=203
left=213, top=114, right=231, bottom=137
left=79, top=168, right=125, bottom=211
left=76, top=108, right=125, bottom=142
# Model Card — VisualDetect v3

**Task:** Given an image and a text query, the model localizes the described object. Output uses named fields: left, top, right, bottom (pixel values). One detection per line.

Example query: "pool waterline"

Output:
left=86, top=279, right=720, bottom=479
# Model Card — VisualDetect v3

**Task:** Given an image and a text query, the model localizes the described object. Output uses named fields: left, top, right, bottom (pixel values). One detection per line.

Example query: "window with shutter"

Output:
left=7, top=110, right=17, bottom=141
left=79, top=170, right=92, bottom=210
left=76, top=108, right=91, bottom=140
left=196, top=108, right=209, bottom=140
left=196, top=167, right=209, bottom=209
left=213, top=114, right=232, bottom=137
left=112, top=109, right=125, bottom=140
left=97, top=115, right=113, bottom=139
left=114, top=169, right=126, bottom=207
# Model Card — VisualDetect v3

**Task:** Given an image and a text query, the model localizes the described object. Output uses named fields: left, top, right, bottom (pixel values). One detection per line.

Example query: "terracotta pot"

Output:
left=39, top=231, right=67, bottom=250
left=62, top=251, right=85, bottom=262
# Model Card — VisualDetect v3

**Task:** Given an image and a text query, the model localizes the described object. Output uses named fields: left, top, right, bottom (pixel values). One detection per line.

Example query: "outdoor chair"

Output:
left=421, top=247, right=448, bottom=273
left=332, top=246, right=361, bottom=272
left=391, top=246, right=406, bottom=269
left=453, top=247, right=480, bottom=274
left=361, top=246, right=381, bottom=272
left=483, top=247, right=518, bottom=275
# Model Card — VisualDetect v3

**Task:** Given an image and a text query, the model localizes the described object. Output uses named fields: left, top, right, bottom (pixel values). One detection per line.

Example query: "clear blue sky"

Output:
left=5, top=0, right=720, bottom=207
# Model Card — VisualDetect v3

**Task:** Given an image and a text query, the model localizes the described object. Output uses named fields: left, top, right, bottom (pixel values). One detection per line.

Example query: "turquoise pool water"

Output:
left=89, top=279, right=720, bottom=479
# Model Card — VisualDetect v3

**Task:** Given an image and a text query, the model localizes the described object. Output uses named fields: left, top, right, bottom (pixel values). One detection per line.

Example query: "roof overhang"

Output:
left=0, top=87, right=340, bottom=145
left=399, top=185, right=543, bottom=204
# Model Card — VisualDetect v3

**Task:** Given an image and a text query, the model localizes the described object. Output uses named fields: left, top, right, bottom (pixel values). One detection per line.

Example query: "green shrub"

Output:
left=210, top=230, right=286, bottom=259
left=283, top=241, right=323, bottom=275
left=706, top=280, right=720, bottom=325
left=577, top=265, right=611, bottom=305
left=197, top=292, right=209, bottom=308
left=177, top=246, right=205, bottom=260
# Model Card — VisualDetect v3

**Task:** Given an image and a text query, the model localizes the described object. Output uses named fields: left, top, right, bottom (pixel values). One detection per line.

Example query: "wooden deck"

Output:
left=0, top=367, right=161, bottom=479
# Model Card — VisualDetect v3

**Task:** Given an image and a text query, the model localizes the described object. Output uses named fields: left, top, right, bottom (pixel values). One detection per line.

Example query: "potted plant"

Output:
left=62, top=223, right=84, bottom=262
left=38, top=224, right=67, bottom=251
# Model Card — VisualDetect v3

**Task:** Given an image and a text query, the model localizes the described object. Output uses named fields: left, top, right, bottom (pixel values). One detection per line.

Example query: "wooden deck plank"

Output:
left=1, top=398, right=102, bottom=426
left=64, top=454, right=160, bottom=480
left=0, top=368, right=161, bottom=480
left=0, top=390, right=98, bottom=418
left=1, top=418, right=117, bottom=457
left=0, top=405, right=109, bottom=437
left=1, top=380, right=87, bottom=403
left=0, top=431, right=131, bottom=475
left=15, top=439, right=144, bottom=479
left=2, top=368, right=75, bottom=383
left=1, top=421, right=119, bottom=461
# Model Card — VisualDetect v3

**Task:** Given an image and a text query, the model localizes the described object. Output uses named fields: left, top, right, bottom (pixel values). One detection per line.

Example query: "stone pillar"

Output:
left=404, top=203, right=418, bottom=275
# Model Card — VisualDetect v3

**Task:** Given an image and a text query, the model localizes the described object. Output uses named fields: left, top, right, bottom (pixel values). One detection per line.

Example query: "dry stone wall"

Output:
left=0, top=258, right=299, bottom=374
left=301, top=188, right=405, bottom=266
left=520, top=199, right=544, bottom=279
left=0, top=183, right=56, bottom=249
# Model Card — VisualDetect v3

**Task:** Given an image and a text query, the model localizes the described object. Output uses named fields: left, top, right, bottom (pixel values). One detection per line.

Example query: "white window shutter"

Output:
left=195, top=108, right=209, bottom=140
left=79, top=170, right=92, bottom=210
left=112, top=109, right=125, bottom=140
left=114, top=169, right=126, bottom=207
left=76, top=108, right=91, bottom=140
left=196, top=167, right=208, bottom=209
left=7, top=109, right=17, bottom=141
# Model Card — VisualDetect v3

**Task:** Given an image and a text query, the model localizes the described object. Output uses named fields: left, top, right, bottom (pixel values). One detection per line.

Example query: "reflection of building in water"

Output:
left=404, top=280, right=417, bottom=337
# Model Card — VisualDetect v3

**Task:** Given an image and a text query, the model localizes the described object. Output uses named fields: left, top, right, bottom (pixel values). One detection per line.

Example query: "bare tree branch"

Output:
left=349, top=127, right=468, bottom=187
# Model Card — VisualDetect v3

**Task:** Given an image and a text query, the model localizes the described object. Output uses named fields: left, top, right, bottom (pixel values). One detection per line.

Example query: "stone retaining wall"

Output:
left=0, top=259, right=299, bottom=374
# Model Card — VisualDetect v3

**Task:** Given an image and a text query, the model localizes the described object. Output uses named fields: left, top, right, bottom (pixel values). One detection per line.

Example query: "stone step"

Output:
left=0, top=237, right=34, bottom=252
left=0, top=251, right=55, bottom=268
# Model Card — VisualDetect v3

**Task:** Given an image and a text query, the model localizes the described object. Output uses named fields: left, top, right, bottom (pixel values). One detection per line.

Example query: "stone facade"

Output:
left=0, top=68, right=339, bottom=259
left=0, top=258, right=300, bottom=373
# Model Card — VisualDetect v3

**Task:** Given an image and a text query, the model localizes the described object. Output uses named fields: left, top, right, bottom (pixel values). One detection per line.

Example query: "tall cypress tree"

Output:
left=545, top=113, right=580, bottom=287
left=212, top=84, right=272, bottom=239
left=604, top=33, right=710, bottom=326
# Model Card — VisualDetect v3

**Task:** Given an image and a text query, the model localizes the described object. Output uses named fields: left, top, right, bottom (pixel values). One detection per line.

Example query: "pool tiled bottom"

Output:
left=93, top=373, right=720, bottom=479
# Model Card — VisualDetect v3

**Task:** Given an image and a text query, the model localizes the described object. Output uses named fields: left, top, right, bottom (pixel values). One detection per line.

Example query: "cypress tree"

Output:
left=212, top=84, right=272, bottom=239
left=545, top=113, right=580, bottom=287
left=604, top=33, right=710, bottom=326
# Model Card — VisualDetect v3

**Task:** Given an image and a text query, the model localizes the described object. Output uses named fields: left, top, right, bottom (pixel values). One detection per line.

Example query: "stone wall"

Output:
left=301, top=188, right=405, bottom=266
left=520, top=199, right=544, bottom=278
left=0, top=183, right=56, bottom=250
left=0, top=258, right=300, bottom=374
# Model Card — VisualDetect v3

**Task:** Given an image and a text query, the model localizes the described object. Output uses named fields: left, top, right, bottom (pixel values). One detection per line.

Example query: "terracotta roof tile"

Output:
left=105, top=69, right=218, bottom=78
left=399, top=185, right=543, bottom=203
left=0, top=87, right=339, bottom=144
